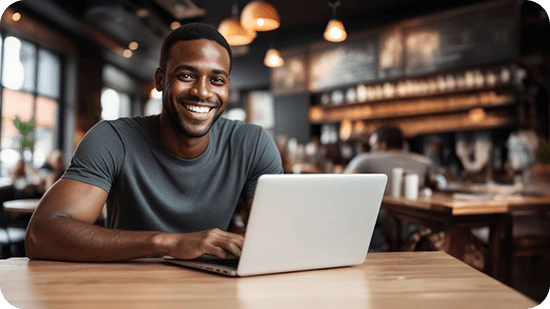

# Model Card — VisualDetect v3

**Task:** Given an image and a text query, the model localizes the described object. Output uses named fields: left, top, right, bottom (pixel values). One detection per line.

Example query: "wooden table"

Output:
left=3, top=198, right=41, bottom=214
left=0, top=252, right=537, bottom=309
left=381, top=192, right=550, bottom=283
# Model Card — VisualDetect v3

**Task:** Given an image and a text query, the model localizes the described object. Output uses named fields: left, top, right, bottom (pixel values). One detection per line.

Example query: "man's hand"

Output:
left=161, top=228, right=244, bottom=260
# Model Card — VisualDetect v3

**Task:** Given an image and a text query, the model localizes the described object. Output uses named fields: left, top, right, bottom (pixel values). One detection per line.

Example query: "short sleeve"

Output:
left=241, top=129, right=284, bottom=199
left=62, top=121, right=125, bottom=193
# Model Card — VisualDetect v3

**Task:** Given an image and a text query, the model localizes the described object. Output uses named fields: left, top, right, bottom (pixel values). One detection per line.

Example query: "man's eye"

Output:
left=178, top=74, right=193, bottom=79
left=210, top=77, right=225, bottom=84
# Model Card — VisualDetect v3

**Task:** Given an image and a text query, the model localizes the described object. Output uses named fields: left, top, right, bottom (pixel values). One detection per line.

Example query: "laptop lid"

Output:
left=236, top=173, right=387, bottom=276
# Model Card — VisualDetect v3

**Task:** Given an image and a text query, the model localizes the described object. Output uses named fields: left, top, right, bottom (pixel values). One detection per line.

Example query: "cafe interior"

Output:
left=0, top=0, right=549, bottom=306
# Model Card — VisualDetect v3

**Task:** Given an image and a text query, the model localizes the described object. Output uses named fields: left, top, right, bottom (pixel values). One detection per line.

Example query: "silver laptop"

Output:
left=164, top=173, right=387, bottom=277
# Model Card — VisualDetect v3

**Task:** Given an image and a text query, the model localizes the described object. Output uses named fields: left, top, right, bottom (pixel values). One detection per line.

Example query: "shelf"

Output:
left=308, top=88, right=516, bottom=124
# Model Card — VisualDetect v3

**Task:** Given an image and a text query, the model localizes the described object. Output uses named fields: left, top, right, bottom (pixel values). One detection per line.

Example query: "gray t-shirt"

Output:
left=63, top=115, right=283, bottom=233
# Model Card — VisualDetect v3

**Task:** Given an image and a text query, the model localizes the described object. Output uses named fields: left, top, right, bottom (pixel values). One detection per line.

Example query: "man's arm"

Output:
left=25, top=178, right=244, bottom=262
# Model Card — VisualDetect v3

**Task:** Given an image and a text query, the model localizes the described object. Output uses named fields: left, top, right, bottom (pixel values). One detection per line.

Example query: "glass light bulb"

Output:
left=329, top=27, right=342, bottom=40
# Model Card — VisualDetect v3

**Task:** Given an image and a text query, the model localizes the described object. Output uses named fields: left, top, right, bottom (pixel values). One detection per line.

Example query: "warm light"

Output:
left=218, top=17, right=257, bottom=46
left=136, top=8, right=149, bottom=18
left=324, top=19, right=347, bottom=42
left=123, top=49, right=133, bottom=58
left=170, top=21, right=181, bottom=30
left=263, top=47, right=284, bottom=68
left=129, top=41, right=139, bottom=50
left=240, top=1, right=280, bottom=31
left=468, top=108, right=486, bottom=123
left=12, top=12, right=21, bottom=22
left=150, top=88, right=162, bottom=99
left=339, top=119, right=353, bottom=141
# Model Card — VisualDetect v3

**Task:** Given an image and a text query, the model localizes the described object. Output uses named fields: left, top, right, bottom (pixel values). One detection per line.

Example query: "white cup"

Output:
left=404, top=173, right=419, bottom=200
left=391, top=168, right=404, bottom=197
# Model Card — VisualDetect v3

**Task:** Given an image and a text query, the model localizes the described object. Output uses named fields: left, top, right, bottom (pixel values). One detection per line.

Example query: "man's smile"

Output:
left=184, top=104, right=213, bottom=114
left=179, top=102, right=218, bottom=120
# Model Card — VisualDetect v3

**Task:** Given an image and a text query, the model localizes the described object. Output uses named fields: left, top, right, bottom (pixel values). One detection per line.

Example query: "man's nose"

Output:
left=190, top=79, right=213, bottom=100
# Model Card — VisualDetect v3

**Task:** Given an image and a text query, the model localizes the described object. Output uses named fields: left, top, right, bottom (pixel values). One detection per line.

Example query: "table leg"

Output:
left=487, top=220, right=505, bottom=280
left=388, top=213, right=402, bottom=251
left=502, top=215, right=513, bottom=285
left=443, top=226, right=463, bottom=259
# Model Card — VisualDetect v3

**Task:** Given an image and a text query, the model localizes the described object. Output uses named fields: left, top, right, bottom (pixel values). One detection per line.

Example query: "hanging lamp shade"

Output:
left=263, top=47, right=284, bottom=68
left=240, top=1, right=280, bottom=31
left=218, top=17, right=257, bottom=46
left=323, top=19, right=347, bottom=42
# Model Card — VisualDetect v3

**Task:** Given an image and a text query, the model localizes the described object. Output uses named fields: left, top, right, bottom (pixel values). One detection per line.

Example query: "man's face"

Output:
left=155, top=39, right=230, bottom=138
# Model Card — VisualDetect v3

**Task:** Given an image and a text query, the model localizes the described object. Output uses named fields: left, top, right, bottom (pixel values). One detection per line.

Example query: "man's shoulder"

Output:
left=399, top=151, right=434, bottom=165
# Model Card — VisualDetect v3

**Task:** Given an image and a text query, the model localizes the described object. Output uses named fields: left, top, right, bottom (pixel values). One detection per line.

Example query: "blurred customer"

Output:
left=36, top=150, right=66, bottom=193
left=344, top=125, right=437, bottom=194
left=344, top=125, right=440, bottom=252
left=0, top=151, right=66, bottom=210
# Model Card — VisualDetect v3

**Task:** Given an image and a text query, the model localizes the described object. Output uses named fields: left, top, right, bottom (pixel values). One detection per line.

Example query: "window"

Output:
left=144, top=89, right=162, bottom=116
left=100, top=87, right=131, bottom=120
left=0, top=35, right=62, bottom=176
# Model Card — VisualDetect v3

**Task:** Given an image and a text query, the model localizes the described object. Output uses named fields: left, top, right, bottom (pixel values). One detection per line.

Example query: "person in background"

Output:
left=344, top=125, right=436, bottom=194
left=25, top=23, right=283, bottom=262
left=344, top=125, right=439, bottom=251
left=0, top=151, right=66, bottom=208
left=36, top=150, right=66, bottom=193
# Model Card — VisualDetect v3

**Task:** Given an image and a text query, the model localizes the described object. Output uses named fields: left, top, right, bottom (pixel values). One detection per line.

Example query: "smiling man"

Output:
left=25, top=23, right=284, bottom=262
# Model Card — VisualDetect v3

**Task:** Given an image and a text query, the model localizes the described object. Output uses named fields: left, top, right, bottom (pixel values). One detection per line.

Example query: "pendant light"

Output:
left=263, top=46, right=284, bottom=68
left=240, top=1, right=280, bottom=32
left=323, top=0, right=347, bottom=42
left=218, top=3, right=257, bottom=46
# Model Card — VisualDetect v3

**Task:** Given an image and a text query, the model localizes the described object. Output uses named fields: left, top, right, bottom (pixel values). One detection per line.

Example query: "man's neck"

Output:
left=158, top=113, right=209, bottom=160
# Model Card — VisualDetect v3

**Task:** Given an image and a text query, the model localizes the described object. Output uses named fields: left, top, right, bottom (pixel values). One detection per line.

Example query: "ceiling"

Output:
left=15, top=0, right=493, bottom=81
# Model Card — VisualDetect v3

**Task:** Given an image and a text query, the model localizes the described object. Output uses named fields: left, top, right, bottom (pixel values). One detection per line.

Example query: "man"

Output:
left=344, top=125, right=435, bottom=195
left=25, top=23, right=284, bottom=262
left=344, top=125, right=437, bottom=251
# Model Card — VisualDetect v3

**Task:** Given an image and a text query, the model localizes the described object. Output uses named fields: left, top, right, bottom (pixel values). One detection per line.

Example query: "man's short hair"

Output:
left=374, top=125, right=404, bottom=149
left=159, top=23, right=233, bottom=72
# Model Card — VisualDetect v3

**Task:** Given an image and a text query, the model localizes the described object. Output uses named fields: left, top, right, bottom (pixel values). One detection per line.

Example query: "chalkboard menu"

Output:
left=378, top=27, right=405, bottom=80
left=403, top=1, right=519, bottom=76
left=270, top=0, right=520, bottom=94
left=308, top=35, right=378, bottom=91
left=271, top=46, right=308, bottom=96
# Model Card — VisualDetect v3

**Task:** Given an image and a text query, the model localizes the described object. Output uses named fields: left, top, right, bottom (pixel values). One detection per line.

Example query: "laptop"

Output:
left=164, top=173, right=387, bottom=277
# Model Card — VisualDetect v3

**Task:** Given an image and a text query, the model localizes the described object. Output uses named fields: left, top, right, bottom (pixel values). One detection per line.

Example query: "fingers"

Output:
left=203, top=229, right=244, bottom=258
left=170, top=228, right=244, bottom=260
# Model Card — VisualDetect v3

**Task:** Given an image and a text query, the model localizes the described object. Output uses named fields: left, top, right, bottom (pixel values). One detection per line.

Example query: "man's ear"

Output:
left=154, top=68, right=164, bottom=91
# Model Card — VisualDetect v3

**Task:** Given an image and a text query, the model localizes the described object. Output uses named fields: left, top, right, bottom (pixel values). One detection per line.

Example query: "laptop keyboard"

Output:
left=194, top=256, right=239, bottom=268
left=202, top=258, right=239, bottom=268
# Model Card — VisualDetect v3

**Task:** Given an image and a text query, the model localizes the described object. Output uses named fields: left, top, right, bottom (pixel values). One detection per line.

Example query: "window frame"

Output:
left=0, top=29, right=64, bottom=175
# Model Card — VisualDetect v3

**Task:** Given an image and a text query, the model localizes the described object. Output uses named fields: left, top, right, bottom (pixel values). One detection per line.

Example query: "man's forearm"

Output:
left=26, top=216, right=170, bottom=262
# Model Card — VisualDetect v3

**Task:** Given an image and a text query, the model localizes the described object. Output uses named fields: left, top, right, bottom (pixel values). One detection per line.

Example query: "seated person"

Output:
left=25, top=23, right=283, bottom=262
left=0, top=152, right=66, bottom=228
left=344, top=125, right=436, bottom=194
left=0, top=159, right=40, bottom=204
left=344, top=125, right=438, bottom=251
left=36, top=150, right=66, bottom=193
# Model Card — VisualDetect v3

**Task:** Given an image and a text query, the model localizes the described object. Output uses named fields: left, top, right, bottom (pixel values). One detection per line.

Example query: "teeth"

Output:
left=185, top=105, right=210, bottom=113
